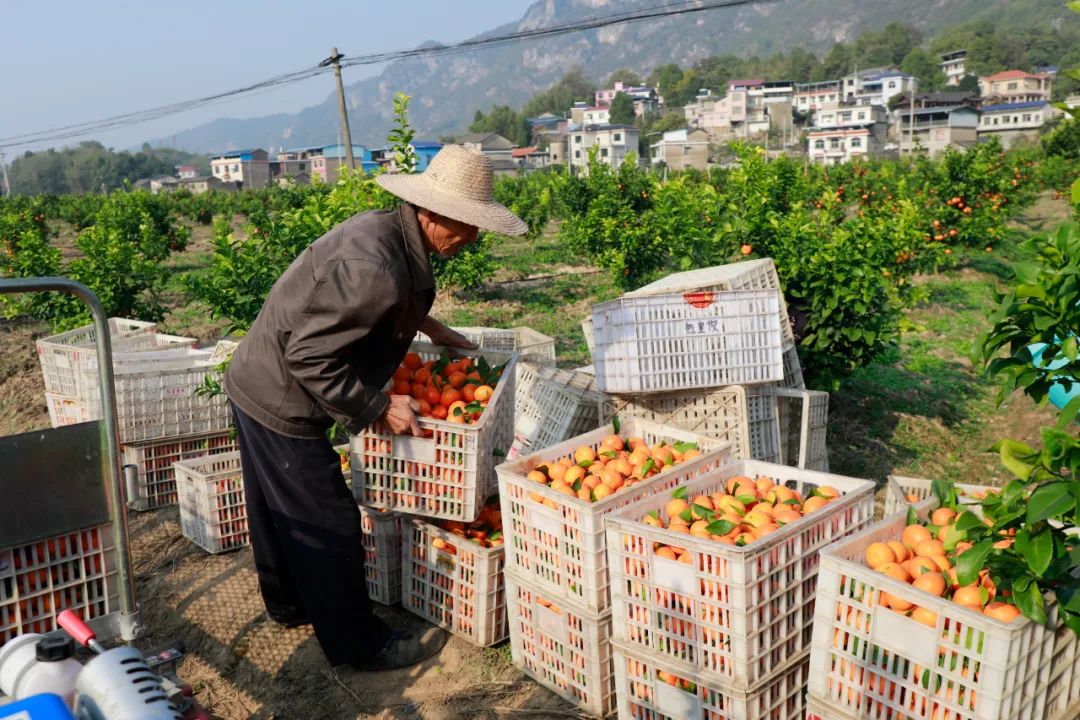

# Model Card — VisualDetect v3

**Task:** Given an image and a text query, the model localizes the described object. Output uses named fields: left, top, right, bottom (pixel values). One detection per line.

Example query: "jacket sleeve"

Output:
left=283, top=257, right=399, bottom=434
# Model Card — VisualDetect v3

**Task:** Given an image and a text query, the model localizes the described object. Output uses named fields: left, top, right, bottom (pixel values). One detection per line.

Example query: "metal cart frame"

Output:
left=0, top=278, right=140, bottom=644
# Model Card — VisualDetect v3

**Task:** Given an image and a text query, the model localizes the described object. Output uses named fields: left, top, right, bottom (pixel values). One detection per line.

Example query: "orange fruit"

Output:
left=441, top=388, right=462, bottom=407
left=911, top=606, right=938, bottom=627
left=743, top=511, right=772, bottom=529
left=601, top=434, right=625, bottom=451
left=715, top=496, right=747, bottom=516
left=526, top=470, right=548, bottom=485
left=392, top=379, right=412, bottom=395
left=726, top=475, right=754, bottom=493
left=774, top=508, right=802, bottom=525
left=752, top=523, right=779, bottom=539
left=906, top=556, right=938, bottom=577
left=666, top=499, right=690, bottom=520
left=887, top=541, right=911, bottom=563
left=865, top=542, right=897, bottom=570
left=574, top=446, right=597, bottom=466
left=462, top=384, right=477, bottom=402
left=564, top=466, right=586, bottom=485
left=815, top=486, right=841, bottom=499
left=916, top=540, right=945, bottom=558
left=803, top=496, right=830, bottom=514
left=393, top=366, right=410, bottom=382
left=592, top=484, right=612, bottom=501
left=655, top=546, right=678, bottom=561
left=755, top=476, right=775, bottom=494
left=474, top=385, right=494, bottom=402
left=448, top=371, right=467, bottom=389
left=912, top=572, right=946, bottom=597
left=733, top=532, right=756, bottom=547
left=931, top=508, right=956, bottom=526
left=403, top=352, right=422, bottom=370
left=952, top=586, right=984, bottom=608
left=880, top=562, right=912, bottom=584
left=902, top=524, right=933, bottom=549
left=984, top=602, right=1021, bottom=623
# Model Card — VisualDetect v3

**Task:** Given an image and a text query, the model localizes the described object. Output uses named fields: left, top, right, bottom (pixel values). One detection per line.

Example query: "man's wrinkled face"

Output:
left=418, top=208, right=479, bottom=257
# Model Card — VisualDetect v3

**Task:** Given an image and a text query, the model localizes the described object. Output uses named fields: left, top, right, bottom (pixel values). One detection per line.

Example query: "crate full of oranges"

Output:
left=352, top=342, right=516, bottom=523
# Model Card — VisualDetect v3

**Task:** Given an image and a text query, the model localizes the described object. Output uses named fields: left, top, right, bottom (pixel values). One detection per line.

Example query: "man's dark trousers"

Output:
left=232, top=403, right=389, bottom=666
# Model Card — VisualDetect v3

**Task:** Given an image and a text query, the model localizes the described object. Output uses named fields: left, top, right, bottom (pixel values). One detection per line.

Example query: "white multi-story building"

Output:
left=940, top=50, right=968, bottom=87
left=978, top=101, right=1060, bottom=148
left=807, top=101, right=889, bottom=165
left=979, top=71, right=1053, bottom=105
left=210, top=149, right=271, bottom=189
left=898, top=105, right=980, bottom=156
left=684, top=90, right=721, bottom=128
left=794, top=80, right=843, bottom=113
left=568, top=124, right=640, bottom=171
left=841, top=68, right=917, bottom=106
left=650, top=128, right=710, bottom=171
left=595, top=82, right=661, bottom=116
left=696, top=79, right=793, bottom=140
left=582, top=107, right=610, bottom=125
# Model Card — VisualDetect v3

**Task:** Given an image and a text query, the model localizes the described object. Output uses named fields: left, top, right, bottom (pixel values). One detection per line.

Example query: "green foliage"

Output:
left=0, top=203, right=64, bottom=320
left=607, top=92, right=636, bottom=126
left=493, top=172, right=554, bottom=241
left=900, top=48, right=947, bottom=91
left=605, top=68, right=642, bottom=87
left=469, top=105, right=529, bottom=146
left=389, top=93, right=419, bottom=173
left=1043, top=118, right=1080, bottom=161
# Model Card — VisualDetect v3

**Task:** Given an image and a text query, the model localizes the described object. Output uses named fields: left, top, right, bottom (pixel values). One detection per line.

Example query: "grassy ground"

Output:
left=0, top=192, right=1070, bottom=718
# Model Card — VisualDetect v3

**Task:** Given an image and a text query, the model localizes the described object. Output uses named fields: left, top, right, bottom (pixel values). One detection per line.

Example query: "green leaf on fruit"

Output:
left=1015, top=528, right=1054, bottom=578
left=957, top=540, right=994, bottom=587
left=672, top=486, right=688, bottom=500
left=692, top=503, right=715, bottom=520
left=1014, top=576, right=1048, bottom=625
left=680, top=508, right=694, bottom=523
left=907, top=506, right=918, bottom=526
left=673, top=441, right=698, bottom=453
left=612, top=415, right=621, bottom=435
left=1027, top=483, right=1073, bottom=525
left=706, top=519, right=736, bottom=536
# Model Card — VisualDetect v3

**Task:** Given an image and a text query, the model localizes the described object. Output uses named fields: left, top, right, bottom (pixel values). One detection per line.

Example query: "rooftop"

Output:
left=210, top=149, right=261, bottom=159
left=511, top=147, right=539, bottom=158
left=940, top=49, right=967, bottom=60
left=981, top=70, right=1046, bottom=81
left=981, top=100, right=1050, bottom=112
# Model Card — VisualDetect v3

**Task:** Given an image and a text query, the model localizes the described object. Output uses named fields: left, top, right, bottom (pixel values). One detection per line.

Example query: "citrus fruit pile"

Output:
left=389, top=350, right=503, bottom=425
left=863, top=507, right=1020, bottom=625
left=432, top=498, right=503, bottom=550
left=645, top=474, right=840, bottom=556
left=525, top=433, right=702, bottom=504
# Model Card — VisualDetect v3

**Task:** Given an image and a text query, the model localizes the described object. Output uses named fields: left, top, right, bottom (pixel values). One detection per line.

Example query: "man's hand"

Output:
left=421, top=317, right=479, bottom=350
left=381, top=394, right=423, bottom=436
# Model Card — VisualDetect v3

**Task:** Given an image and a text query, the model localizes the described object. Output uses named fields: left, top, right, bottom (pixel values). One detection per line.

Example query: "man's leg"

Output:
left=231, top=404, right=389, bottom=665
left=233, top=405, right=307, bottom=625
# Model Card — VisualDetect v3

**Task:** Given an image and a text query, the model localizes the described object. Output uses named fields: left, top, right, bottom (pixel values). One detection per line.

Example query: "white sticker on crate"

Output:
left=0, top=550, right=12, bottom=581
left=653, top=555, right=697, bottom=596
left=655, top=679, right=703, bottom=720
left=536, top=603, right=569, bottom=646
left=871, top=602, right=938, bottom=669
left=163, top=385, right=193, bottom=399
left=429, top=544, right=456, bottom=572
left=527, top=503, right=564, bottom=540
left=515, top=415, right=539, bottom=441
left=391, top=434, right=437, bottom=464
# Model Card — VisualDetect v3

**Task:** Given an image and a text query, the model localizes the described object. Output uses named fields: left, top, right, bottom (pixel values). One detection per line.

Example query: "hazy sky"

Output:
left=1, top=0, right=534, bottom=155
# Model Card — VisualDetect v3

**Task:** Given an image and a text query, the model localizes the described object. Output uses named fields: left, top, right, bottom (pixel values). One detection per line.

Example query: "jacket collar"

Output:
left=398, top=204, right=435, bottom=292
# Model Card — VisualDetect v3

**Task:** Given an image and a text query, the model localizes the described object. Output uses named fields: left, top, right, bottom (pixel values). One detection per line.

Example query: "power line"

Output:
left=0, top=0, right=779, bottom=150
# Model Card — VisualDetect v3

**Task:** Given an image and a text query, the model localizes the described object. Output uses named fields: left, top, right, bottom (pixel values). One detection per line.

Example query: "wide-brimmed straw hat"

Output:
left=376, top=145, right=528, bottom=237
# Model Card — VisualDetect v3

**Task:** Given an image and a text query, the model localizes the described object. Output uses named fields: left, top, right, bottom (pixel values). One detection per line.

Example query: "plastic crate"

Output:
left=415, top=326, right=556, bottom=365
left=174, top=452, right=249, bottom=554
left=77, top=345, right=231, bottom=443
left=591, top=289, right=785, bottom=394
left=613, top=640, right=810, bottom=720
left=44, top=392, right=95, bottom=428
left=508, top=362, right=603, bottom=460
left=624, top=259, right=795, bottom=343
left=36, top=319, right=195, bottom=397
left=496, top=418, right=731, bottom=613
left=0, top=524, right=117, bottom=649
left=359, top=505, right=402, bottom=606
left=776, top=388, right=829, bottom=471
left=351, top=342, right=516, bottom=523
left=782, top=343, right=806, bottom=389
left=505, top=570, right=616, bottom=716
left=601, top=385, right=781, bottom=464
left=123, top=430, right=238, bottom=511
left=882, top=475, right=992, bottom=518
left=806, top=502, right=1079, bottom=720
left=401, top=516, right=507, bottom=646
left=605, top=459, right=876, bottom=688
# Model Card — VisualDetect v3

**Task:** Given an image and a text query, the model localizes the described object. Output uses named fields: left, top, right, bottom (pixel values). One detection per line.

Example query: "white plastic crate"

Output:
left=45, top=392, right=95, bottom=428
left=124, top=430, right=238, bottom=511
left=415, top=326, right=556, bottom=365
left=613, top=640, right=810, bottom=720
left=605, top=459, right=876, bottom=688
left=807, top=502, right=1079, bottom=720
left=601, top=384, right=781, bottom=464
left=174, top=452, right=249, bottom=554
left=76, top=345, right=232, bottom=443
left=591, top=289, right=785, bottom=393
left=776, top=388, right=829, bottom=471
left=359, top=505, right=402, bottom=606
left=782, top=343, right=806, bottom=389
left=0, top=525, right=118, bottom=649
left=496, top=418, right=731, bottom=613
left=883, top=475, right=993, bottom=518
left=36, top=319, right=196, bottom=398
left=505, top=570, right=616, bottom=717
left=509, top=362, right=603, bottom=460
left=625, top=259, right=795, bottom=343
left=351, top=342, right=516, bottom=523
left=401, top=516, right=506, bottom=646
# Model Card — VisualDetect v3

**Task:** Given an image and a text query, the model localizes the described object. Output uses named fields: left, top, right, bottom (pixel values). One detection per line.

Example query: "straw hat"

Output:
left=376, top=145, right=528, bottom=237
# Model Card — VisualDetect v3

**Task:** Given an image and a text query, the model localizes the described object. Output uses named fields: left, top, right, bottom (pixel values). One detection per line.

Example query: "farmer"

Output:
left=224, top=145, right=527, bottom=671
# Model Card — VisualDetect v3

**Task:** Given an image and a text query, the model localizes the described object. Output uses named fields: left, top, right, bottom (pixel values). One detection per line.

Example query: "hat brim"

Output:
left=376, top=173, right=529, bottom=237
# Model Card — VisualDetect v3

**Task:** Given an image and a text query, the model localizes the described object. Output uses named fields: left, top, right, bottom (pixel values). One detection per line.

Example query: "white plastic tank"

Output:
left=0, top=634, right=82, bottom=708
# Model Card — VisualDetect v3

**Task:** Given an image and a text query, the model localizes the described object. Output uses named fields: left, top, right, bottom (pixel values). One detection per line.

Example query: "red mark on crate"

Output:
left=683, top=291, right=715, bottom=309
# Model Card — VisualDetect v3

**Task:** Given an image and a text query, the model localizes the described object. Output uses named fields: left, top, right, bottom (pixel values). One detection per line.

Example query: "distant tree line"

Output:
left=6, top=142, right=210, bottom=195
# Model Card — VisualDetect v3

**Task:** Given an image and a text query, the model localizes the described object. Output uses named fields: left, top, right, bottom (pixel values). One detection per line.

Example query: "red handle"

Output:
left=57, top=609, right=96, bottom=647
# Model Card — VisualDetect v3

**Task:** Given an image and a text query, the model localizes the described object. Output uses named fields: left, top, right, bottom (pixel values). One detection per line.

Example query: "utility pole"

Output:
left=0, top=149, right=10, bottom=197
left=321, top=47, right=355, bottom=170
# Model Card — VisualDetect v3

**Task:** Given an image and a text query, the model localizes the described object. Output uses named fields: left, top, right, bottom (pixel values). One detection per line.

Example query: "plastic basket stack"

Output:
left=585, top=259, right=830, bottom=472
left=36, top=319, right=238, bottom=517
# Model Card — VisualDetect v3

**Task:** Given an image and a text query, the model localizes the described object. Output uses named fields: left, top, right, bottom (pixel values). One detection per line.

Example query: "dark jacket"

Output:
left=225, top=205, right=435, bottom=439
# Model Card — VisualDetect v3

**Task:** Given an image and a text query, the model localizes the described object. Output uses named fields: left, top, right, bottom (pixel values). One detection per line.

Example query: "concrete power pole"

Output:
left=0, top=149, right=11, bottom=197
left=321, top=48, right=355, bottom=170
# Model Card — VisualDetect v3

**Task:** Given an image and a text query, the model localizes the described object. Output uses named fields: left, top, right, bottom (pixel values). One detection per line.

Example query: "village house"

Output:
left=940, top=50, right=968, bottom=87
left=807, top=101, right=889, bottom=164
left=511, top=146, right=550, bottom=171
left=210, top=148, right=271, bottom=189
left=650, top=128, right=710, bottom=171
left=978, top=100, right=1060, bottom=148
left=528, top=113, right=568, bottom=143
left=458, top=132, right=517, bottom=174
left=595, top=82, right=662, bottom=116
left=547, top=134, right=569, bottom=165
left=309, top=144, right=368, bottom=184
left=568, top=124, right=640, bottom=172
left=794, top=80, right=843, bottom=113
left=178, top=175, right=236, bottom=195
left=898, top=105, right=980, bottom=156
left=979, top=70, right=1053, bottom=105
left=695, top=79, right=793, bottom=141
left=684, top=90, right=721, bottom=129
left=270, top=146, right=321, bottom=183
left=176, top=165, right=198, bottom=180
left=841, top=68, right=917, bottom=106
left=583, top=107, right=610, bottom=125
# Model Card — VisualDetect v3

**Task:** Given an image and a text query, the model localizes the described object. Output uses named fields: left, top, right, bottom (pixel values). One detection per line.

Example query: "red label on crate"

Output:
left=683, top=291, right=715, bottom=309
left=807, top=715, right=823, bottom=720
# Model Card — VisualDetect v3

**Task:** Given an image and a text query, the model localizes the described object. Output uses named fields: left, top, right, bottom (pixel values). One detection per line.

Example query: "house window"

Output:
left=840, top=112, right=852, bottom=122
left=830, top=138, right=841, bottom=149
left=993, top=118, right=999, bottom=125
left=858, top=112, right=866, bottom=120
left=601, top=148, right=609, bottom=158
left=983, top=117, right=990, bottom=125
left=1007, top=82, right=1018, bottom=91
left=231, top=164, right=239, bottom=173
left=814, top=140, right=825, bottom=149
left=574, top=150, right=581, bottom=159
left=574, top=136, right=582, bottom=144
left=850, top=137, right=862, bottom=148
left=1002, top=115, right=1010, bottom=124
left=614, top=133, right=622, bottom=142
left=683, top=146, right=691, bottom=156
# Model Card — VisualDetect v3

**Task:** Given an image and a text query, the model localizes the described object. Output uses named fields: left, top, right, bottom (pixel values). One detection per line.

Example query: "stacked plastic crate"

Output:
left=587, top=259, right=830, bottom=472
left=36, top=319, right=237, bottom=517
left=350, top=341, right=517, bottom=642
